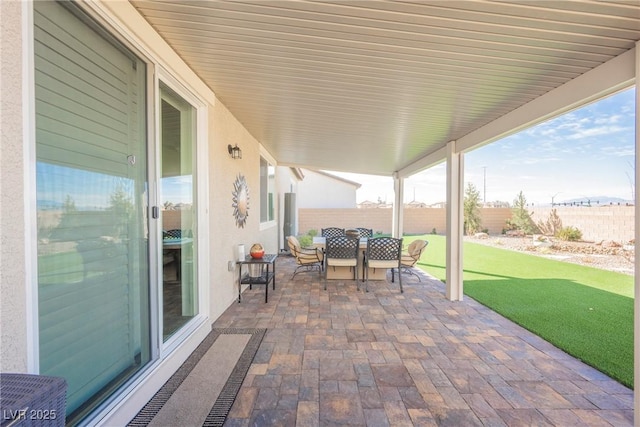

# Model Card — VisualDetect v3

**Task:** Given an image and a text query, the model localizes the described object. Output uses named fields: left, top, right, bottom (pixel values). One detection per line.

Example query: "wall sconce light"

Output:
left=228, top=144, right=242, bottom=159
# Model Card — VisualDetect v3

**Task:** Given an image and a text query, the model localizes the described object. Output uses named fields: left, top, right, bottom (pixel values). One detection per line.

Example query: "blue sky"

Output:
left=330, top=87, right=636, bottom=206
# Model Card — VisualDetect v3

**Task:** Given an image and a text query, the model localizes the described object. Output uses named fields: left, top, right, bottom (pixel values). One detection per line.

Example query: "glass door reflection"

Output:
left=160, top=83, right=197, bottom=341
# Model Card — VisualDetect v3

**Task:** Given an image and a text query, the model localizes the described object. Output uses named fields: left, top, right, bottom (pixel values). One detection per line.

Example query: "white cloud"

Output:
left=595, top=114, right=622, bottom=125
left=600, top=146, right=634, bottom=157
left=565, top=125, right=627, bottom=140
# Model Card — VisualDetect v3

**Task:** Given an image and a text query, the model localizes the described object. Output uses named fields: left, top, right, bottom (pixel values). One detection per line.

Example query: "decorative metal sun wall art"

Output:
left=232, top=174, right=249, bottom=228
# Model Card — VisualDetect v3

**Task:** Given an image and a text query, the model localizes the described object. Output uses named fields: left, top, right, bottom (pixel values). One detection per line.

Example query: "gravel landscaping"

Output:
left=465, top=234, right=635, bottom=276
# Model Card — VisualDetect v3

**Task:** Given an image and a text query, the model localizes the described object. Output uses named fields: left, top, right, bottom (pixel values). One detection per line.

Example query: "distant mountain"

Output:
left=37, top=199, right=64, bottom=210
left=37, top=200, right=106, bottom=211
left=556, top=196, right=633, bottom=206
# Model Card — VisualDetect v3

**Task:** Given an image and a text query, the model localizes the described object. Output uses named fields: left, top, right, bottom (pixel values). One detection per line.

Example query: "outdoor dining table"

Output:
left=312, top=236, right=387, bottom=280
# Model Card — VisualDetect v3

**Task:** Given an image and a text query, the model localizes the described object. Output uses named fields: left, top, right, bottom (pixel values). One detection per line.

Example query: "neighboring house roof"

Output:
left=428, top=202, right=447, bottom=208
left=358, top=200, right=392, bottom=209
left=406, top=200, right=428, bottom=208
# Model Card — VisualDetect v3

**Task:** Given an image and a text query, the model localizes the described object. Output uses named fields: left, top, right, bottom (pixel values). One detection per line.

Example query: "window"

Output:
left=260, top=157, right=275, bottom=222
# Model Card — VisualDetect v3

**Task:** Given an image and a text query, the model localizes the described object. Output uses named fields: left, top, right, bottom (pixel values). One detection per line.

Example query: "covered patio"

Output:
left=2, top=1, right=639, bottom=425
left=211, top=256, right=633, bottom=426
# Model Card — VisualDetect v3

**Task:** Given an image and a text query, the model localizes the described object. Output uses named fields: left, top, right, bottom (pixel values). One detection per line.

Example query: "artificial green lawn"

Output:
left=408, top=234, right=634, bottom=389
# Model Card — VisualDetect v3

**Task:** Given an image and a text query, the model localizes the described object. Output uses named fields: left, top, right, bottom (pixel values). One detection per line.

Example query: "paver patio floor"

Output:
left=212, top=255, right=633, bottom=426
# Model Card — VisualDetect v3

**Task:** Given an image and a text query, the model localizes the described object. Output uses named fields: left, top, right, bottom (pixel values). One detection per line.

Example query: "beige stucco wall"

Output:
left=299, top=207, right=512, bottom=235
left=299, top=208, right=393, bottom=235
left=1, top=0, right=29, bottom=373
left=208, top=100, right=279, bottom=319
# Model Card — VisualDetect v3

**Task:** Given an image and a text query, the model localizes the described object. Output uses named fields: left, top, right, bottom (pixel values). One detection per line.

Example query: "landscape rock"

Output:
left=465, top=234, right=634, bottom=276
left=600, top=240, right=622, bottom=248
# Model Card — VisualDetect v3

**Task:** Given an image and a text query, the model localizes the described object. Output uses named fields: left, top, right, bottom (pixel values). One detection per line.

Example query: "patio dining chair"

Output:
left=321, top=227, right=345, bottom=238
left=164, top=229, right=181, bottom=239
left=392, top=239, right=428, bottom=282
left=355, top=228, right=373, bottom=238
left=364, top=237, right=403, bottom=293
left=353, top=228, right=373, bottom=280
left=324, top=236, right=360, bottom=290
left=287, top=235, right=324, bottom=279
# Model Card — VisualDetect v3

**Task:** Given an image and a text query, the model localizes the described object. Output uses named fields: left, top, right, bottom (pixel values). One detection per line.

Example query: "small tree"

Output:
left=50, top=195, right=78, bottom=241
left=63, top=194, right=76, bottom=212
left=464, top=183, right=482, bottom=235
left=508, top=191, right=539, bottom=234
left=109, top=185, right=134, bottom=238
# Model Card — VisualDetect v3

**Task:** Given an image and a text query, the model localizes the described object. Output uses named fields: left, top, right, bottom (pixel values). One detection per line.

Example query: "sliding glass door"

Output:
left=160, top=82, right=198, bottom=341
left=35, top=2, right=150, bottom=423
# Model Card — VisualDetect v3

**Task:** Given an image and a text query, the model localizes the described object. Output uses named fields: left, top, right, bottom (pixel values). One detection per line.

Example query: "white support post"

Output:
left=446, top=141, right=464, bottom=301
left=392, top=173, right=404, bottom=238
left=633, top=41, right=639, bottom=423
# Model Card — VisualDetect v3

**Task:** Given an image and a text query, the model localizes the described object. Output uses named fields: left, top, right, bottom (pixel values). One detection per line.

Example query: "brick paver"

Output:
left=215, top=255, right=633, bottom=426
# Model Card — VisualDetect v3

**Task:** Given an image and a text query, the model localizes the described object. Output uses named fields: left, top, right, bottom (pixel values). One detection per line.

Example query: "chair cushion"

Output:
left=288, top=235, right=301, bottom=249
left=298, top=248, right=323, bottom=262
left=401, top=240, right=427, bottom=267
left=327, top=258, right=357, bottom=267
left=408, top=240, right=427, bottom=256
left=401, top=254, right=417, bottom=266
left=368, top=260, right=398, bottom=269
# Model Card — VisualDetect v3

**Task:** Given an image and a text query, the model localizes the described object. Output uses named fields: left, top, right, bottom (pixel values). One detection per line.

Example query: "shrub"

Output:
left=537, top=208, right=562, bottom=236
left=298, top=235, right=313, bottom=247
left=308, top=229, right=318, bottom=237
left=555, top=226, right=582, bottom=241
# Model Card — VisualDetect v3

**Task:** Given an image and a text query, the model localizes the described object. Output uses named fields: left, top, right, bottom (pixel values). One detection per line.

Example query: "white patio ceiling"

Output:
left=130, top=0, right=640, bottom=177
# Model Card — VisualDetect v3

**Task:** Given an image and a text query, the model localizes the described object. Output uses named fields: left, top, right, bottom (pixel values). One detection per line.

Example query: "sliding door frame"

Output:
left=154, top=68, right=210, bottom=356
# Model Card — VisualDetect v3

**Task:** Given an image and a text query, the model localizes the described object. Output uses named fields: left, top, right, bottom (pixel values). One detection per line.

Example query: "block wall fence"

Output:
left=299, top=206, right=634, bottom=243
left=162, top=209, right=192, bottom=231
left=530, top=206, right=633, bottom=243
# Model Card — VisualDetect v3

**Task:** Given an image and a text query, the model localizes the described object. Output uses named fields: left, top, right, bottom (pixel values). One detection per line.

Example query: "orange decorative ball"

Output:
left=250, top=243, right=265, bottom=259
